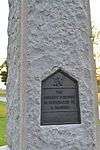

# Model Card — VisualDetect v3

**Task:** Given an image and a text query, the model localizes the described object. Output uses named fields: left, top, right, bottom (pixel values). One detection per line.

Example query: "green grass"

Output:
left=0, top=101, right=7, bottom=146
left=0, top=89, right=6, bottom=97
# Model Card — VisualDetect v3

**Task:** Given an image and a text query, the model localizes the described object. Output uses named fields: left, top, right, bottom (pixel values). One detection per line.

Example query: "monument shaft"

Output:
left=7, top=0, right=99, bottom=150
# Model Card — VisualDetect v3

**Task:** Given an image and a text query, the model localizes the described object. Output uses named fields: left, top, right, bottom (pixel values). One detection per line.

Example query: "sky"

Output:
left=0, top=0, right=100, bottom=89
left=90, top=0, right=100, bottom=29
left=0, top=0, right=8, bottom=89
left=0, top=0, right=8, bottom=65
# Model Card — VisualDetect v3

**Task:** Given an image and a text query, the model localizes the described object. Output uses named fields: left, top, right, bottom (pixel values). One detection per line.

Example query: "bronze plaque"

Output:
left=41, top=69, right=81, bottom=125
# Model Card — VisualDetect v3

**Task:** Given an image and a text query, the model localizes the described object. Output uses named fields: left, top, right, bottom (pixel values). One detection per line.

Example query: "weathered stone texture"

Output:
left=26, top=0, right=98, bottom=150
left=7, top=0, right=21, bottom=150
left=7, top=0, right=99, bottom=150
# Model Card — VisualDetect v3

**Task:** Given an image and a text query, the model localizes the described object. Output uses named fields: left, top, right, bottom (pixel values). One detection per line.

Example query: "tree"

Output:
left=0, top=59, right=8, bottom=85
left=91, top=24, right=100, bottom=77
left=91, top=24, right=100, bottom=94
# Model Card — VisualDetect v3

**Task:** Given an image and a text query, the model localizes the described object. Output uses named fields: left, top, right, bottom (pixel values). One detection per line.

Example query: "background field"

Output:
left=0, top=89, right=6, bottom=97
left=0, top=101, right=7, bottom=146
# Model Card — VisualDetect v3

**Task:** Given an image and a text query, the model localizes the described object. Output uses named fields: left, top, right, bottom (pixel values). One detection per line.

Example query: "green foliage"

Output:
left=98, top=88, right=100, bottom=93
left=97, top=80, right=100, bottom=86
left=0, top=101, right=7, bottom=146
left=97, top=80, right=100, bottom=93
left=97, top=120, right=100, bottom=126
left=0, top=59, right=8, bottom=85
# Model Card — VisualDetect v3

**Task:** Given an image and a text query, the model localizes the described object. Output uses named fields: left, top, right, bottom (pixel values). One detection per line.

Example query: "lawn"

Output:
left=0, top=89, right=6, bottom=97
left=0, top=101, right=7, bottom=146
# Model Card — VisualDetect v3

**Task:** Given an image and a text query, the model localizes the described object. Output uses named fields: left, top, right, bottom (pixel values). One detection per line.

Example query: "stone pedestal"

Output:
left=7, top=0, right=99, bottom=150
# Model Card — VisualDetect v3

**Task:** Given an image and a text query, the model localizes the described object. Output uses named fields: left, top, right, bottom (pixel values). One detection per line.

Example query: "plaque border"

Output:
left=41, top=69, right=81, bottom=125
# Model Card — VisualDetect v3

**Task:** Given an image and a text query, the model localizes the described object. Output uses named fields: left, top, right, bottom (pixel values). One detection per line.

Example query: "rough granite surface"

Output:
left=7, top=0, right=21, bottom=150
left=7, top=0, right=99, bottom=150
